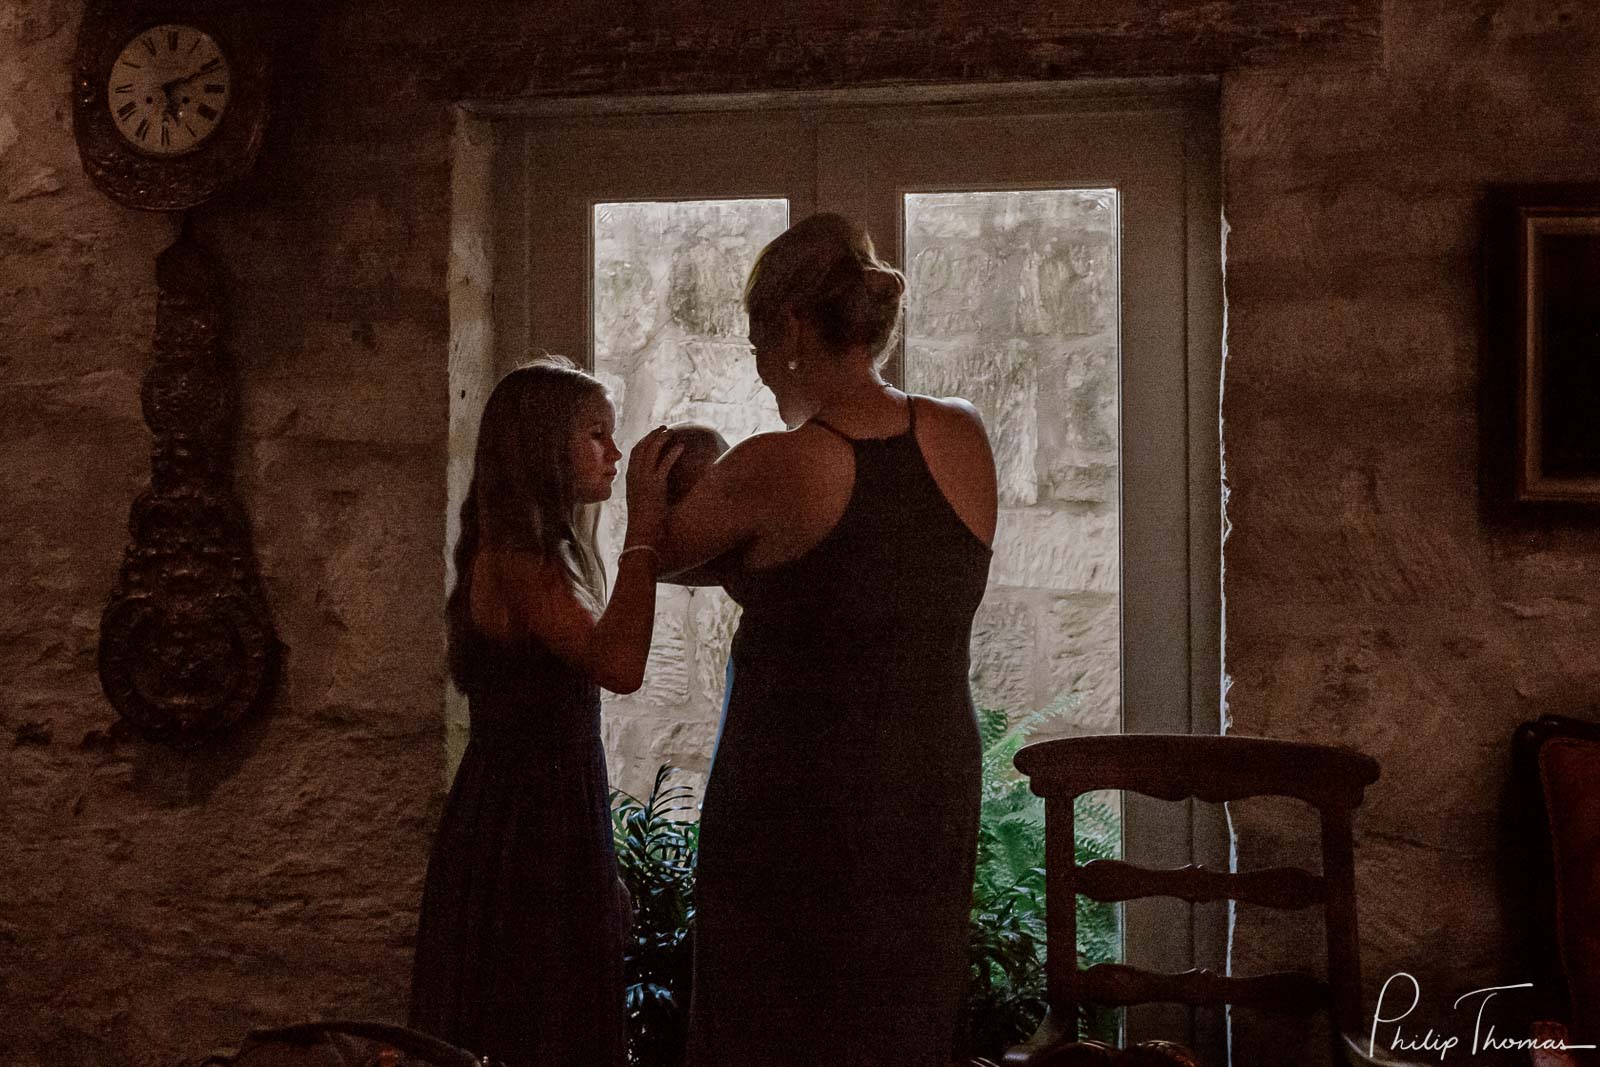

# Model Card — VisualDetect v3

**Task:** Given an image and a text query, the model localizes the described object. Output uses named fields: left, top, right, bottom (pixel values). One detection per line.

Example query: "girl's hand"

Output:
left=624, top=426, right=683, bottom=549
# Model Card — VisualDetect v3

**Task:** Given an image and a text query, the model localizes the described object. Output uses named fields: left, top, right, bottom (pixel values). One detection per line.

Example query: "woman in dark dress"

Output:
left=409, top=357, right=683, bottom=1067
left=660, top=214, right=1000, bottom=1066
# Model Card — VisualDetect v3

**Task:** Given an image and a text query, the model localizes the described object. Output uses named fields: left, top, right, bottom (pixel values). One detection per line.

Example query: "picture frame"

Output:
left=1484, top=185, right=1600, bottom=506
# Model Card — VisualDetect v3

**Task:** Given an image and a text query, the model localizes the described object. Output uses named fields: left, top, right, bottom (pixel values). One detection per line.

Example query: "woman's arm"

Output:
left=658, top=548, right=738, bottom=588
left=656, top=433, right=782, bottom=580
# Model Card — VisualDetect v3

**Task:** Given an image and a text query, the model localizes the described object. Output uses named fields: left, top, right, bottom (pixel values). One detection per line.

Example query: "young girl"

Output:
left=408, top=356, right=682, bottom=1067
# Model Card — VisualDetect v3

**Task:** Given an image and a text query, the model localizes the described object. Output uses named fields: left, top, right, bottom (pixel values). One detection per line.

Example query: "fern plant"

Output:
left=964, top=700, right=1121, bottom=1059
left=612, top=765, right=699, bottom=1067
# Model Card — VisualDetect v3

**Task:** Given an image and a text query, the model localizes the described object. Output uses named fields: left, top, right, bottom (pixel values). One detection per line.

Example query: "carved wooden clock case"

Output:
left=74, top=0, right=282, bottom=744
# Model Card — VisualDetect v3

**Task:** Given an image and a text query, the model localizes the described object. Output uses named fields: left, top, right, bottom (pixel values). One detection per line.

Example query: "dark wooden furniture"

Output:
left=191, top=1020, right=490, bottom=1067
left=1002, top=734, right=1381, bottom=1066
left=1514, top=714, right=1600, bottom=1065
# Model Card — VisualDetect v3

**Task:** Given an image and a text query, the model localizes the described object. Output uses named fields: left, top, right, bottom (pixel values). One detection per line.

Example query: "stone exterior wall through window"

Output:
left=588, top=191, right=1123, bottom=799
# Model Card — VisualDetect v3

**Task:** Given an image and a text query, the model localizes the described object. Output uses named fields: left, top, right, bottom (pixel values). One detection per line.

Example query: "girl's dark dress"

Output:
left=409, top=624, right=627, bottom=1067
left=687, top=397, right=993, bottom=1067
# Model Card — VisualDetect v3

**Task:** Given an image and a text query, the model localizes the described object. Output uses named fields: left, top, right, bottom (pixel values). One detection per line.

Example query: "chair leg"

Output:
left=1001, top=1008, right=1080, bottom=1065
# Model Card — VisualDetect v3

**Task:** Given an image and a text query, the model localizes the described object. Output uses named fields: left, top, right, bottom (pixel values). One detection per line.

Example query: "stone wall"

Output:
left=1222, top=3, right=1600, bottom=1060
left=1, top=4, right=450, bottom=1063
left=3, top=0, right=1597, bottom=1064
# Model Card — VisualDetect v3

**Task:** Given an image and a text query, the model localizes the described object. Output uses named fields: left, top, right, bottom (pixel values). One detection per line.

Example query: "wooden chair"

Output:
left=191, top=1020, right=492, bottom=1067
left=1002, top=734, right=1381, bottom=1066
left=1513, top=715, right=1600, bottom=1067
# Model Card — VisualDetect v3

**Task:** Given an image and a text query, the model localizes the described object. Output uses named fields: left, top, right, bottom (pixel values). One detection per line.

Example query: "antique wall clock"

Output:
left=73, top=1, right=281, bottom=744
left=74, top=2, right=269, bottom=210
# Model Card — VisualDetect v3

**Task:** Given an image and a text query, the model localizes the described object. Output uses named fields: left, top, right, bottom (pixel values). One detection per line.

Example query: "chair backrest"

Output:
left=1514, top=714, right=1600, bottom=1059
left=1012, top=733, right=1380, bottom=1059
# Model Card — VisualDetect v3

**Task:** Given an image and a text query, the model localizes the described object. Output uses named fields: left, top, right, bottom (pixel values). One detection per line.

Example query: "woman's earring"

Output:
left=786, top=360, right=799, bottom=372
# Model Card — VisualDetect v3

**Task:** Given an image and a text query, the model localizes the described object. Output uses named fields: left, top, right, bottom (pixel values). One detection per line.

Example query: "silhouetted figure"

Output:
left=660, top=214, right=999, bottom=1066
left=409, top=357, right=682, bottom=1067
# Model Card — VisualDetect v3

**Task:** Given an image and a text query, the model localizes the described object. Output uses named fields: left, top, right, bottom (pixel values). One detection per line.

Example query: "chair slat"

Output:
left=1080, top=963, right=1329, bottom=1015
left=1015, top=734, right=1379, bottom=808
left=1006, top=733, right=1379, bottom=1067
left=1077, top=859, right=1326, bottom=909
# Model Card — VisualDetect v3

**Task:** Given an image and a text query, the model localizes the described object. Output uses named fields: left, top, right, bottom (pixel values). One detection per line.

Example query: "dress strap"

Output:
left=808, top=394, right=918, bottom=442
left=807, top=417, right=855, bottom=443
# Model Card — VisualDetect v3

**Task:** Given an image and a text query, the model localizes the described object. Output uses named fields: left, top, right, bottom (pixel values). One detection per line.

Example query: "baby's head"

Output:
left=667, top=422, right=729, bottom=503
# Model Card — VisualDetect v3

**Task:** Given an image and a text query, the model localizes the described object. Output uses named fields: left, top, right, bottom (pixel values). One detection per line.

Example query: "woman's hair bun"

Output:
left=863, top=263, right=906, bottom=302
left=746, top=213, right=906, bottom=359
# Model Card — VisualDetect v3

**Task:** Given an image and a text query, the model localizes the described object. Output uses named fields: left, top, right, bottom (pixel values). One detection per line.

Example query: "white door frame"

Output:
left=458, top=76, right=1226, bottom=1055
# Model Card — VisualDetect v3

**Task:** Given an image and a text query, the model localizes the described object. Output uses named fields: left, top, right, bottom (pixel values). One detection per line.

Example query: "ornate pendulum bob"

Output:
left=97, top=221, right=281, bottom=743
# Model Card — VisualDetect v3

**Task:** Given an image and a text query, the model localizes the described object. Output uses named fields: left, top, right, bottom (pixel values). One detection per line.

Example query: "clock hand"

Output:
left=160, top=71, right=200, bottom=95
left=158, top=68, right=214, bottom=122
left=160, top=85, right=184, bottom=122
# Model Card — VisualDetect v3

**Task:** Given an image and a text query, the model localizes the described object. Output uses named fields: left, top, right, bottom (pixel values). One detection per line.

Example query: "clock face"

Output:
left=107, top=24, right=231, bottom=157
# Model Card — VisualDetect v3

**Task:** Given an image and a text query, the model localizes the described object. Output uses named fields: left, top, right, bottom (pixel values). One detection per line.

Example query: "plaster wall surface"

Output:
left=2, top=0, right=1596, bottom=1064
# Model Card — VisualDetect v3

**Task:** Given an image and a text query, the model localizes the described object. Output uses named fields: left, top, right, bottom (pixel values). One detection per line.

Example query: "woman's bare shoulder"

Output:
left=912, top=393, right=998, bottom=543
left=916, top=394, right=992, bottom=444
left=708, top=426, right=829, bottom=488
left=719, top=427, right=792, bottom=462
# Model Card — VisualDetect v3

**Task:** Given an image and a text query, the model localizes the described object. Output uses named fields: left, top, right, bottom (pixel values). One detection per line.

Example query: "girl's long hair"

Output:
left=447, top=356, right=608, bottom=689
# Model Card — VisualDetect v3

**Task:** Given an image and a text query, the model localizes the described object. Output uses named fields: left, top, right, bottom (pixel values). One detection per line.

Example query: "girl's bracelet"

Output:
left=618, top=544, right=661, bottom=567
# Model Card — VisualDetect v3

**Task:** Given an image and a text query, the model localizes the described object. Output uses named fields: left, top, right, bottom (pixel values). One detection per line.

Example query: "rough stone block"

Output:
left=909, top=339, right=1039, bottom=506
left=1042, top=592, right=1120, bottom=733
left=690, top=586, right=739, bottom=710
left=967, top=593, right=1036, bottom=714
left=990, top=506, right=1119, bottom=594
left=240, top=323, right=450, bottom=446
left=635, top=588, right=691, bottom=708
left=604, top=702, right=716, bottom=801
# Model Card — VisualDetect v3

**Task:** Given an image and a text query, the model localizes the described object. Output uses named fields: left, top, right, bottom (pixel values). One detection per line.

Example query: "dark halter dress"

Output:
left=687, top=396, right=993, bottom=1067
left=408, top=621, right=627, bottom=1067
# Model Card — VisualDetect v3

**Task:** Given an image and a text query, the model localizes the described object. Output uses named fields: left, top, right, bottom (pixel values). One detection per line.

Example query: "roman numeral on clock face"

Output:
left=117, top=101, right=138, bottom=119
left=135, top=118, right=150, bottom=140
left=197, top=104, right=220, bottom=122
left=168, top=29, right=180, bottom=50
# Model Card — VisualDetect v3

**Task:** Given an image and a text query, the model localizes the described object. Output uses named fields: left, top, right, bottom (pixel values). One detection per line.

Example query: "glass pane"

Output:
left=904, top=188, right=1121, bottom=737
left=592, top=198, right=789, bottom=798
left=904, top=188, right=1124, bottom=1004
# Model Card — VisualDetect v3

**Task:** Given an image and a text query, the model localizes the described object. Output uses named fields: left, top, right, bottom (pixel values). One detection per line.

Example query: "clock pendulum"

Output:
left=74, top=3, right=280, bottom=743
left=96, top=215, right=282, bottom=744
